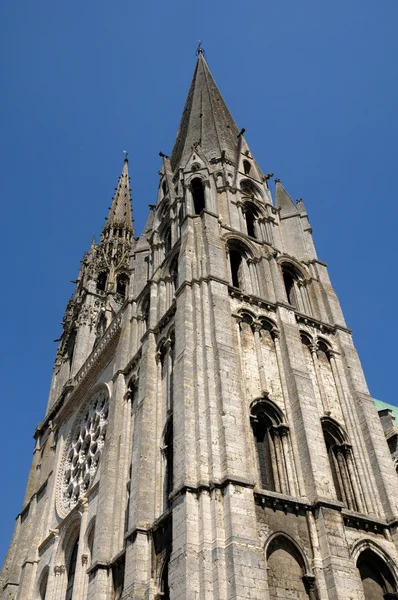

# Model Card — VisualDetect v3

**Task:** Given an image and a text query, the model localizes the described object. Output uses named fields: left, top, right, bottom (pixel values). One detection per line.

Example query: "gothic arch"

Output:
left=240, top=178, right=264, bottom=200
left=351, top=539, right=398, bottom=579
left=160, top=243, right=180, bottom=280
left=159, top=553, right=171, bottom=600
left=139, top=290, right=151, bottom=331
left=53, top=515, right=81, bottom=582
left=352, top=541, right=398, bottom=599
left=265, top=533, right=316, bottom=599
left=155, top=197, right=170, bottom=224
left=321, top=416, right=348, bottom=445
left=277, top=255, right=308, bottom=279
left=223, top=232, right=262, bottom=260
left=85, top=516, right=96, bottom=560
left=37, top=565, right=50, bottom=600
left=250, top=396, right=285, bottom=427
left=265, top=531, right=311, bottom=572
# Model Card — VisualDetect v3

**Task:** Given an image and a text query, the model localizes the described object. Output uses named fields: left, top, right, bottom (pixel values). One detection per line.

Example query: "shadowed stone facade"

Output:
left=2, top=50, right=398, bottom=600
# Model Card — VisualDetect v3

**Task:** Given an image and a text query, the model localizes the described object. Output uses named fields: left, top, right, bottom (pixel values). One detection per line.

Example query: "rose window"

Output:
left=61, top=388, right=109, bottom=511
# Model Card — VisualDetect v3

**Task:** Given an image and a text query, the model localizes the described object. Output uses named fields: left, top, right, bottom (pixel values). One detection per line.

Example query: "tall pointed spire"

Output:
left=171, top=51, right=240, bottom=170
left=104, top=157, right=134, bottom=234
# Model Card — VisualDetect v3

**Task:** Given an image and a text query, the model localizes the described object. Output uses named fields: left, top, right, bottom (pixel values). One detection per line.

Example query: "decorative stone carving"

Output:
left=59, top=387, right=109, bottom=513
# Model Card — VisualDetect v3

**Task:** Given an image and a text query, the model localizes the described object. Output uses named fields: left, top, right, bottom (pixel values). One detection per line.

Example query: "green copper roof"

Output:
left=373, top=398, right=398, bottom=422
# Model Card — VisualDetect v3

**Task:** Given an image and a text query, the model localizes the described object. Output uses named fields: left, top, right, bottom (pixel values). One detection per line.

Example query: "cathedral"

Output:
left=2, top=50, right=398, bottom=600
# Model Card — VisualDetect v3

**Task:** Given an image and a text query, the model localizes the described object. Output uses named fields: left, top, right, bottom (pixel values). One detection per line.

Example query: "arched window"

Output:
left=116, top=273, right=129, bottom=298
left=229, top=247, right=243, bottom=288
left=280, top=262, right=308, bottom=311
left=281, top=264, right=300, bottom=307
left=160, top=555, right=170, bottom=600
left=112, top=556, right=125, bottom=600
left=191, top=178, right=205, bottom=214
left=163, top=226, right=172, bottom=255
left=244, top=204, right=258, bottom=238
left=252, top=412, right=275, bottom=490
left=65, top=537, right=79, bottom=600
left=170, top=257, right=178, bottom=292
left=357, top=549, right=397, bottom=599
left=163, top=420, right=173, bottom=511
left=141, top=294, right=150, bottom=331
left=243, top=160, right=251, bottom=175
left=321, top=418, right=359, bottom=511
left=267, top=536, right=316, bottom=599
left=162, top=181, right=167, bottom=197
left=250, top=399, right=292, bottom=495
left=39, top=569, right=49, bottom=600
left=97, top=271, right=107, bottom=292
left=87, top=522, right=95, bottom=564
left=66, top=329, right=76, bottom=369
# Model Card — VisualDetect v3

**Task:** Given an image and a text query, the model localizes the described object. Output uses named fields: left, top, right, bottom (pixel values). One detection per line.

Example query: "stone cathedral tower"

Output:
left=2, top=50, right=398, bottom=600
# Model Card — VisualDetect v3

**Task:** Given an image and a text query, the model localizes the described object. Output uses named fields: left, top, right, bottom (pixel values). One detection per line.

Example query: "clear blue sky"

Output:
left=1, top=0, right=397, bottom=565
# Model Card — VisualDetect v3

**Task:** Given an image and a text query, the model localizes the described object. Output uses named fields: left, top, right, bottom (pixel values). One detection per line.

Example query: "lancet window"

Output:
left=158, top=335, right=175, bottom=413
left=243, top=159, right=251, bottom=175
left=227, top=241, right=258, bottom=294
left=38, top=568, right=49, bottom=600
left=65, top=536, right=79, bottom=600
left=163, top=419, right=173, bottom=511
left=141, top=293, right=150, bottom=332
left=170, top=257, right=178, bottom=294
left=191, top=177, right=205, bottom=214
left=97, top=271, right=107, bottom=292
left=116, top=273, right=129, bottom=298
left=163, top=225, right=172, bottom=256
left=160, top=555, right=171, bottom=600
left=250, top=398, right=292, bottom=495
left=321, top=418, right=361, bottom=511
left=280, top=262, right=310, bottom=313
left=244, top=203, right=259, bottom=239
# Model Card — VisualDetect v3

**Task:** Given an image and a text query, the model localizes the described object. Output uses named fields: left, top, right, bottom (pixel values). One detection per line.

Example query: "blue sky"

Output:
left=1, top=0, right=397, bottom=565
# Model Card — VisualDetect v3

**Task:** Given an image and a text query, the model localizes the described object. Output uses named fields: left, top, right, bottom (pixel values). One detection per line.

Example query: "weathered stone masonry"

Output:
left=2, top=50, right=398, bottom=600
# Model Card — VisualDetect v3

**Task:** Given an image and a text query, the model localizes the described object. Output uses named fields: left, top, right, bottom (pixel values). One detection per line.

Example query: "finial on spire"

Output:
left=196, top=40, right=205, bottom=56
left=123, top=149, right=128, bottom=161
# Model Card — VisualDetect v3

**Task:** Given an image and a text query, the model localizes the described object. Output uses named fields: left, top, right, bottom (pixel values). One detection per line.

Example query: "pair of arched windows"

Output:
left=96, top=271, right=129, bottom=298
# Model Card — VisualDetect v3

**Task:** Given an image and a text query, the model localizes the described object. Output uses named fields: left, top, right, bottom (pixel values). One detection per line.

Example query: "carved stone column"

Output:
left=310, top=344, right=329, bottom=414
left=252, top=320, right=268, bottom=395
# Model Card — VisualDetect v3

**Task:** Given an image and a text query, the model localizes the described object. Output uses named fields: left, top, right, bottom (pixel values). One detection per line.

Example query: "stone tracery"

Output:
left=61, top=388, right=109, bottom=511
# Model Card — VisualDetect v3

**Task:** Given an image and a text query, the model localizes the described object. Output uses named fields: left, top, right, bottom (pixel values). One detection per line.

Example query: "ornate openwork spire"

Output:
left=170, top=51, right=240, bottom=170
left=103, top=156, right=134, bottom=235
